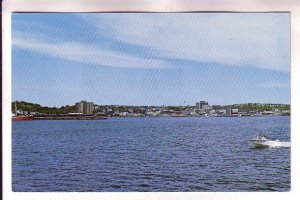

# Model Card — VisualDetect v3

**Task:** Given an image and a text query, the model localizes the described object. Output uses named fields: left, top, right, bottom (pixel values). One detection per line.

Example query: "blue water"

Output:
left=12, top=116, right=290, bottom=191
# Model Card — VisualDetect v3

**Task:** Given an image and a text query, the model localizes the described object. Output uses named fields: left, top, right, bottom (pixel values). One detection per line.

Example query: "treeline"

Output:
left=12, top=101, right=75, bottom=115
left=12, top=101, right=290, bottom=115
left=231, top=103, right=290, bottom=111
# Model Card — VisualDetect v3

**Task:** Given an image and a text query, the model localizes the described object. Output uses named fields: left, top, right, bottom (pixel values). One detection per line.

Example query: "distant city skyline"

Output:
left=12, top=13, right=290, bottom=107
left=11, top=99, right=291, bottom=108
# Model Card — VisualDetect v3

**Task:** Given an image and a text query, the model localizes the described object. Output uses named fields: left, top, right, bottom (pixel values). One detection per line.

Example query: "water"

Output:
left=12, top=116, right=290, bottom=192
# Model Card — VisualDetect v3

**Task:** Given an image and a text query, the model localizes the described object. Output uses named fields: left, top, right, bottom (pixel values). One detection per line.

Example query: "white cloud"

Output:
left=13, top=13, right=290, bottom=72
left=12, top=32, right=170, bottom=69
left=81, top=13, right=290, bottom=72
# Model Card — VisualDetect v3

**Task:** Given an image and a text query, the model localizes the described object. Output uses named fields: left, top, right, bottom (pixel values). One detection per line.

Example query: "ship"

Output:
left=12, top=115, right=33, bottom=121
left=12, top=102, right=33, bottom=121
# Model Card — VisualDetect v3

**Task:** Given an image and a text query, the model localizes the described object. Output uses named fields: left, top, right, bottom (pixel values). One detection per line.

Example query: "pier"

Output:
left=33, top=115, right=107, bottom=120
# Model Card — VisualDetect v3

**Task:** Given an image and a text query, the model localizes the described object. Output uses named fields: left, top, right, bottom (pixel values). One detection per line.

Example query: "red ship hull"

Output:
left=12, top=116, right=33, bottom=121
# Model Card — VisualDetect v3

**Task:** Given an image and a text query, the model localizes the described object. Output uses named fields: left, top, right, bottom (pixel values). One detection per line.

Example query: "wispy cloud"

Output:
left=12, top=31, right=170, bottom=69
left=80, top=13, right=290, bottom=72
left=12, top=13, right=291, bottom=106
left=13, top=13, right=290, bottom=72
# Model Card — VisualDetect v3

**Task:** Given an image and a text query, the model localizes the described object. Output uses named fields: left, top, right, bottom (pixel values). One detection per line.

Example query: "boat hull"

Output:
left=12, top=116, right=33, bottom=121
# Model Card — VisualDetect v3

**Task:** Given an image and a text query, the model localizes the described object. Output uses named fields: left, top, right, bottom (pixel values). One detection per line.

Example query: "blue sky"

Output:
left=12, top=13, right=290, bottom=107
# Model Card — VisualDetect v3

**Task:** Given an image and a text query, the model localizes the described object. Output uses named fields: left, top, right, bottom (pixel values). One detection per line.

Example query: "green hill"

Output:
left=12, top=101, right=75, bottom=115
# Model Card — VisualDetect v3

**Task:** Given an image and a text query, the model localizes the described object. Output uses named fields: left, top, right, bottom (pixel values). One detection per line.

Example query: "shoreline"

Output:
left=32, top=116, right=108, bottom=120
left=17, top=115, right=291, bottom=121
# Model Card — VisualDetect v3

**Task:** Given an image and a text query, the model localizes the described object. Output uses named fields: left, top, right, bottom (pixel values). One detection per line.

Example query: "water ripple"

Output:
left=12, top=117, right=290, bottom=191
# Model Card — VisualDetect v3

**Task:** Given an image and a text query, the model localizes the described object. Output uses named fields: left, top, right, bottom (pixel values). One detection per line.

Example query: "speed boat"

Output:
left=249, top=135, right=282, bottom=148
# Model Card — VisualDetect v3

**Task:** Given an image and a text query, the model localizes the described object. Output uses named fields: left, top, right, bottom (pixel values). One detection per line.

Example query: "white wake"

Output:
left=261, top=140, right=291, bottom=148
left=250, top=139, right=291, bottom=148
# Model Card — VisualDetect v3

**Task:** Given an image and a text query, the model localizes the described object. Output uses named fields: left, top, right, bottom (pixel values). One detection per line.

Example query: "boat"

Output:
left=12, top=115, right=33, bottom=121
left=249, top=135, right=290, bottom=148
left=249, top=135, right=278, bottom=148
left=12, top=102, right=33, bottom=121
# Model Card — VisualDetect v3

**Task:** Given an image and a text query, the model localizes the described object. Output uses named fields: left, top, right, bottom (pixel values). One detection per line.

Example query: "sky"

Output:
left=12, top=13, right=290, bottom=107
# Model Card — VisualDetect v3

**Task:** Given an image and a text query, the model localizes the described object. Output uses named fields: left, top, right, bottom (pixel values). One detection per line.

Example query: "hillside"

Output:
left=12, top=101, right=76, bottom=115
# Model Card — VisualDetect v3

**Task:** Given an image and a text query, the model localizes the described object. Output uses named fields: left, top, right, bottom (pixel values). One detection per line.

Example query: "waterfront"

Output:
left=12, top=116, right=290, bottom=192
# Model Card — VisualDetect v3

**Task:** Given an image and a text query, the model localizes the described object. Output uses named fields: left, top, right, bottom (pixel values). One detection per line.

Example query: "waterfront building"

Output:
left=75, top=100, right=94, bottom=115
left=162, top=109, right=175, bottom=115
left=75, top=102, right=84, bottom=113
left=119, top=112, right=128, bottom=117
left=212, top=105, right=222, bottom=110
left=86, top=102, right=94, bottom=115
left=200, top=101, right=209, bottom=109
left=196, top=101, right=209, bottom=109
left=202, top=104, right=212, bottom=110
left=273, top=109, right=282, bottom=116
left=189, top=111, right=197, bottom=116
left=209, top=109, right=215, bottom=114
left=197, top=109, right=206, bottom=115
left=216, top=109, right=226, bottom=115
left=226, top=106, right=232, bottom=115
left=232, top=109, right=239, bottom=114
left=262, top=111, right=274, bottom=115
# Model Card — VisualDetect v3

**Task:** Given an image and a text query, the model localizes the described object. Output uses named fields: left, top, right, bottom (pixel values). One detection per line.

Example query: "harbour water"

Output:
left=12, top=116, right=290, bottom=191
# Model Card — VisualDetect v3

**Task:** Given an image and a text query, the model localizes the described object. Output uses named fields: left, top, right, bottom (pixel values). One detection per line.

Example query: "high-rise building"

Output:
left=75, top=100, right=94, bottom=115
left=226, top=106, right=232, bottom=115
left=200, top=101, right=209, bottom=109
left=196, top=101, right=209, bottom=109
left=75, top=102, right=84, bottom=113
left=86, top=102, right=94, bottom=115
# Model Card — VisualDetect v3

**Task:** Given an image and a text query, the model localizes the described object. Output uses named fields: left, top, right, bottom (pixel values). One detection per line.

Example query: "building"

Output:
left=202, top=104, right=212, bottom=110
left=200, top=101, right=209, bottom=109
left=273, top=109, right=282, bottom=116
left=75, top=100, right=94, bottom=115
left=226, top=106, right=232, bottom=115
left=196, top=101, right=209, bottom=109
left=75, top=102, right=84, bottom=113
left=216, top=109, right=226, bottom=115
left=232, top=109, right=239, bottom=114
left=94, top=105, right=100, bottom=110
left=212, top=105, right=222, bottom=110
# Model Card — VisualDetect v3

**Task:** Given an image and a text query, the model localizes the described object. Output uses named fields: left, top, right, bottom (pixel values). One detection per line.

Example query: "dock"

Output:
left=33, top=115, right=108, bottom=120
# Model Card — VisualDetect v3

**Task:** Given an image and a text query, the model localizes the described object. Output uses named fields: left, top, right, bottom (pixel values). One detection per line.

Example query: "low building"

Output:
left=232, top=109, right=239, bottom=114
left=262, top=111, right=274, bottom=115
left=208, top=109, right=215, bottom=114
left=273, top=109, right=282, bottom=116
left=212, top=105, right=222, bottom=110
left=216, top=109, right=226, bottom=115
left=119, top=112, right=128, bottom=117
left=197, top=109, right=206, bottom=115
